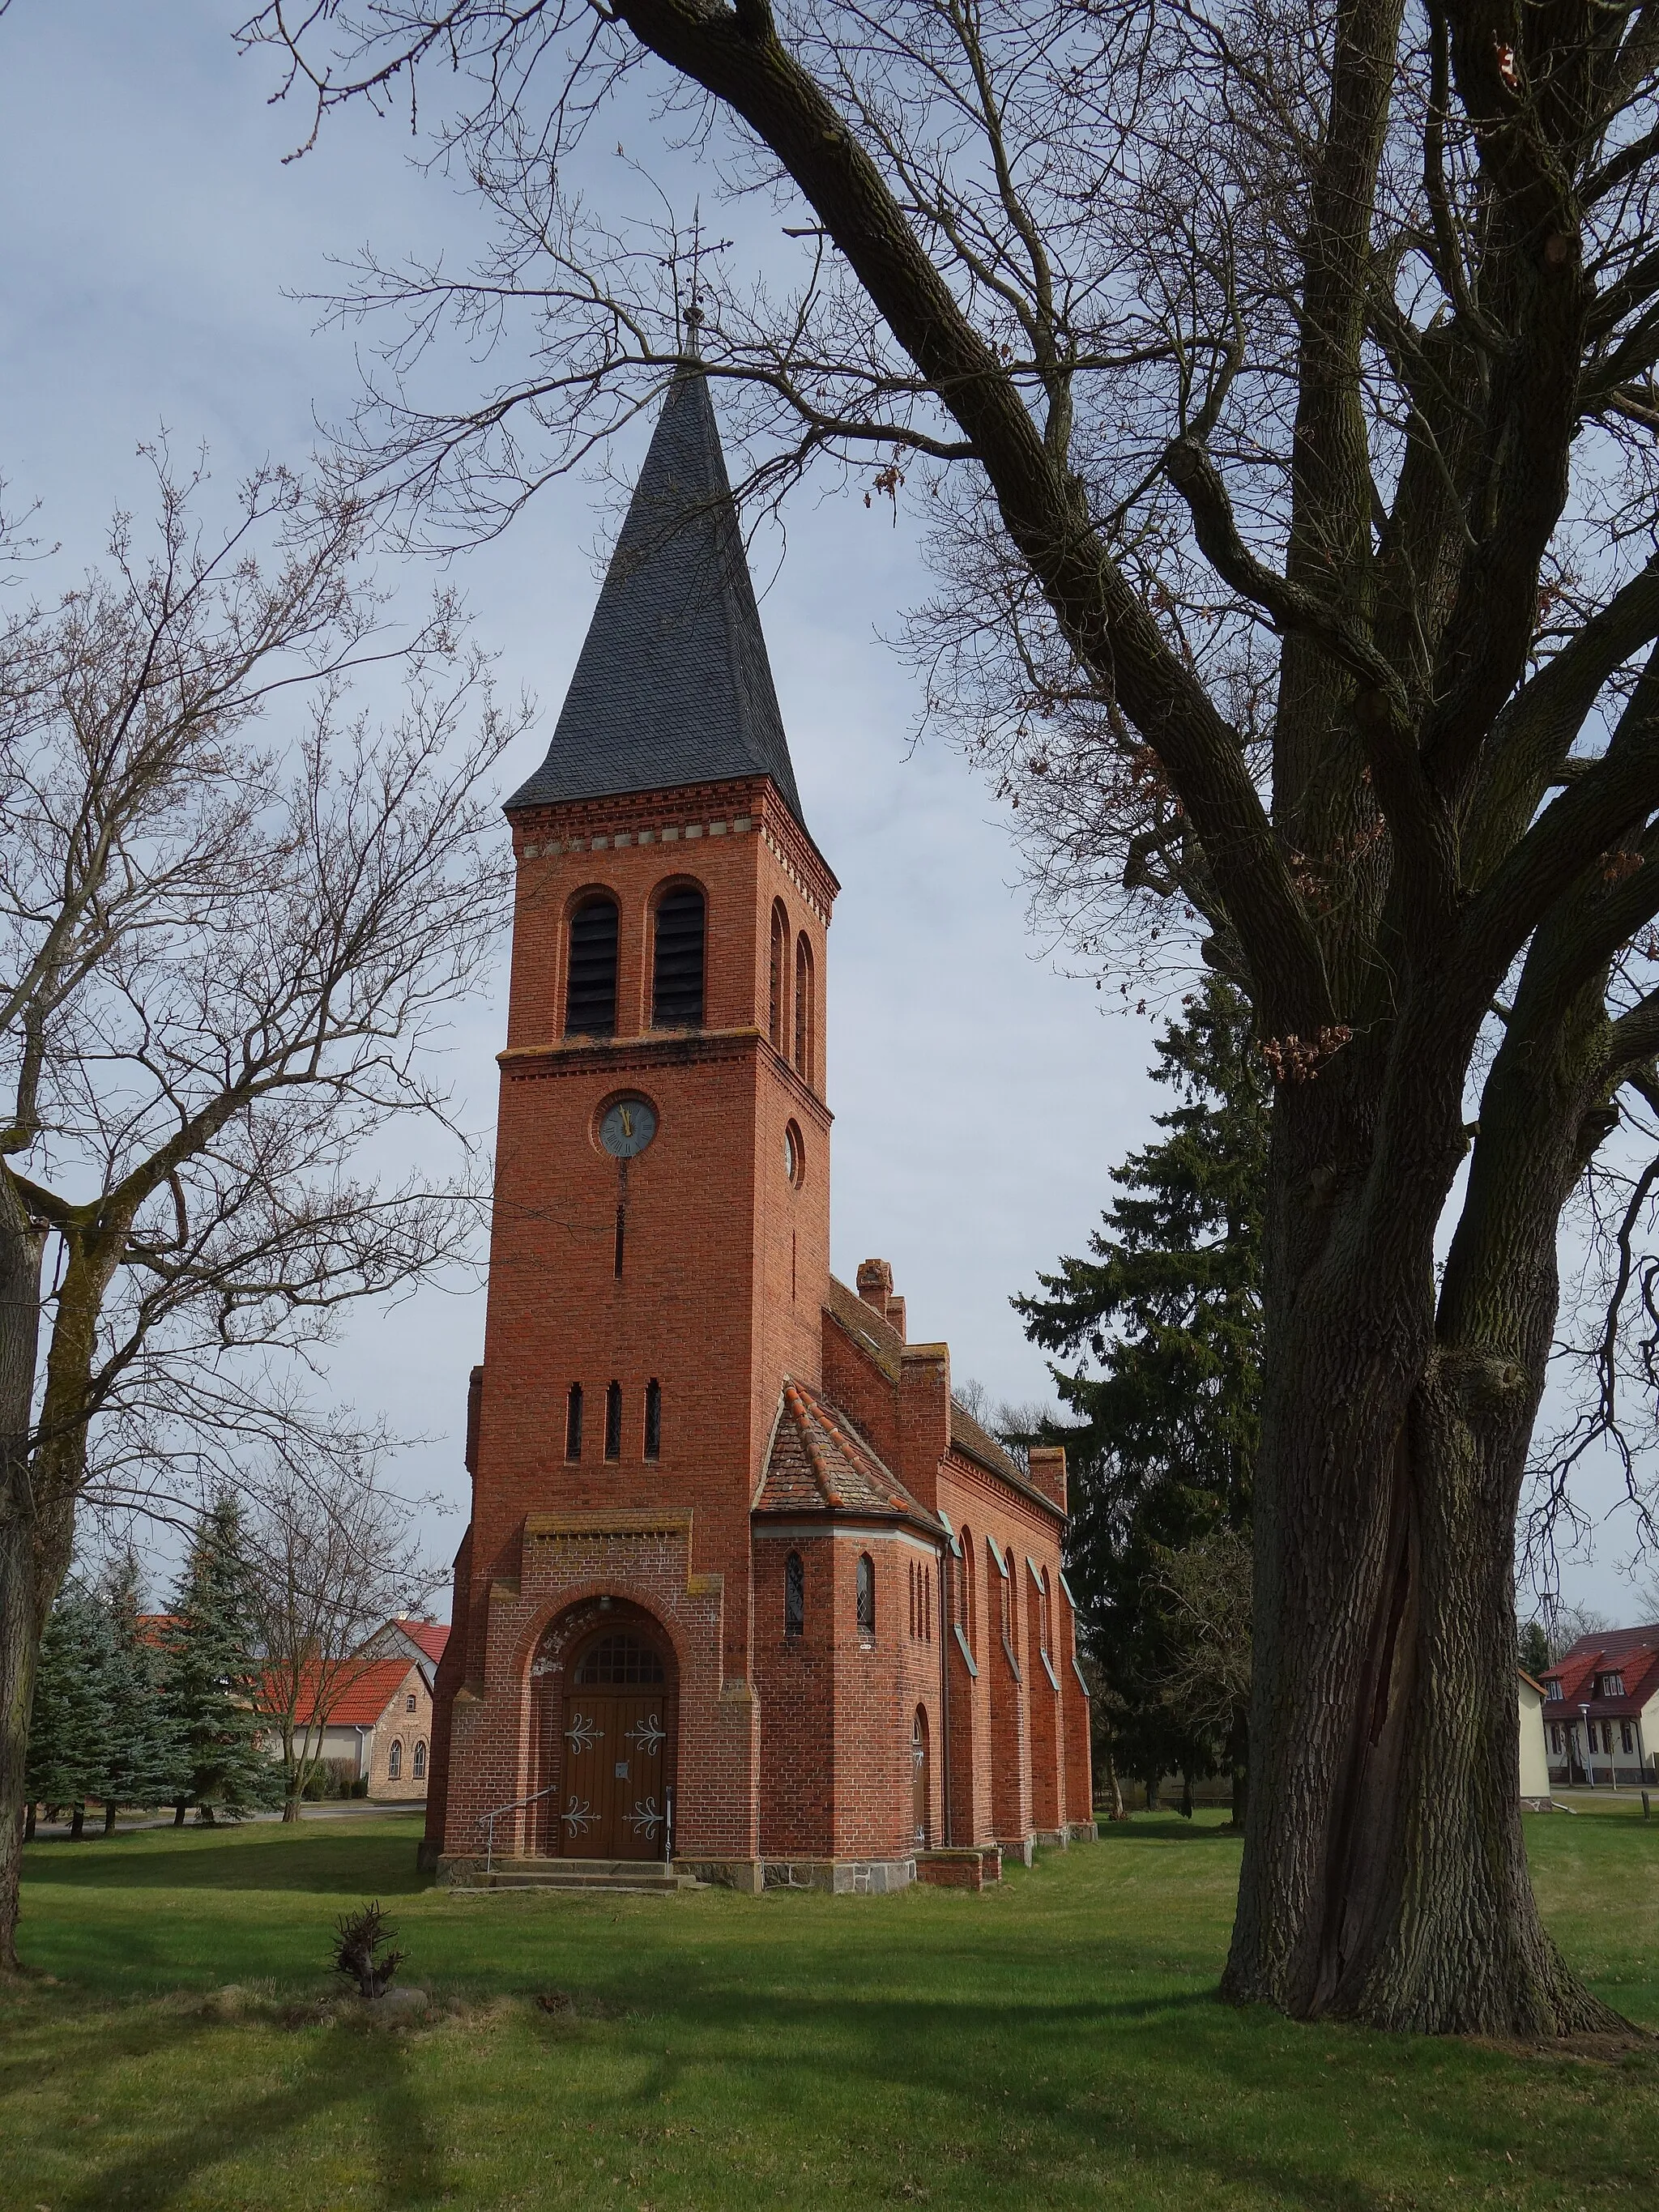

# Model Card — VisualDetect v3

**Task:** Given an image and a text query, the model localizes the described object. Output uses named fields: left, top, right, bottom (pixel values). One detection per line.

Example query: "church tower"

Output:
left=424, top=370, right=838, bottom=1874
left=423, top=370, right=1091, bottom=1892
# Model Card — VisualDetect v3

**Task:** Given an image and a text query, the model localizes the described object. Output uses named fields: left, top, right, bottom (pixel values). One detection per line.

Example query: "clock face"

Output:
left=599, top=1097, right=658, bottom=1158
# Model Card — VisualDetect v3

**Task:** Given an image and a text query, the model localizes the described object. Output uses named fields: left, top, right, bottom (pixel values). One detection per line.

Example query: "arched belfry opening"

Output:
left=527, top=1600, right=679, bottom=1860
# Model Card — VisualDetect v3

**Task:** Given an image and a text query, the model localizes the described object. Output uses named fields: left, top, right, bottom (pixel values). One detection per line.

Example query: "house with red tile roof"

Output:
left=258, top=1656, right=434, bottom=1801
left=356, top=1615, right=450, bottom=1671
left=1537, top=1626, right=1659, bottom=1787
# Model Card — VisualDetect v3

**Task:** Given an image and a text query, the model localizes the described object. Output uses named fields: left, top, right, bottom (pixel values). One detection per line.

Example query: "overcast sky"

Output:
left=2, top=2, right=1643, bottom=1622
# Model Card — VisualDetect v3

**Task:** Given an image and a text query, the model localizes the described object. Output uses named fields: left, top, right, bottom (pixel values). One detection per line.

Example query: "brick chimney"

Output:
left=1028, top=1443, right=1067, bottom=1515
left=855, top=1257, right=906, bottom=1340
left=464, top=1365, right=484, bottom=1475
left=897, top=1341, right=950, bottom=1512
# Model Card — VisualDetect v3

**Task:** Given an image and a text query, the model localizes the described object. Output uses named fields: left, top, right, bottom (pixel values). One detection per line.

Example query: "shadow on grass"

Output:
left=49, top=2018, right=443, bottom=2212
left=22, top=1827, right=429, bottom=1896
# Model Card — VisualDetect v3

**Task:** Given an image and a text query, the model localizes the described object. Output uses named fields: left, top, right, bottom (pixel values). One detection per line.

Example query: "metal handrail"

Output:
left=477, top=1782, right=560, bottom=1878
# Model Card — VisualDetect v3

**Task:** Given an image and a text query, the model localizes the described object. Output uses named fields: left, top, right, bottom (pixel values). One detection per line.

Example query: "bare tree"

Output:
left=0, top=450, right=523, bottom=1968
left=238, top=0, right=1659, bottom=2034
left=1149, top=1524, right=1252, bottom=1824
left=245, top=1447, right=444, bottom=1819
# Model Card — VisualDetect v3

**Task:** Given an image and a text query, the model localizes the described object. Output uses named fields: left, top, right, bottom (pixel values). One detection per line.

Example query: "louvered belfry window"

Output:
left=652, top=885, right=706, bottom=1026
left=565, top=895, right=620, bottom=1035
left=794, top=936, right=813, bottom=1080
left=769, top=901, right=788, bottom=1050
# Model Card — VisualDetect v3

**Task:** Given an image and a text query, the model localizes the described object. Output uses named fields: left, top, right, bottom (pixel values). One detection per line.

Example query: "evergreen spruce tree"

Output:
left=97, top=1550, right=185, bottom=1831
left=25, top=1582, right=113, bottom=1839
left=1016, top=976, right=1265, bottom=1815
left=158, top=1498, right=279, bottom=1823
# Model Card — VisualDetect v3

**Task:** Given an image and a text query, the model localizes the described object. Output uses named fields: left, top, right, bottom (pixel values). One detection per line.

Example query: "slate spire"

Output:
left=507, top=371, right=805, bottom=825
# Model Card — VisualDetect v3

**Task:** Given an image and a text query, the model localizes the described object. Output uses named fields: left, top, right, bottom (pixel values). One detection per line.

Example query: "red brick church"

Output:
left=422, top=369, right=1094, bottom=1891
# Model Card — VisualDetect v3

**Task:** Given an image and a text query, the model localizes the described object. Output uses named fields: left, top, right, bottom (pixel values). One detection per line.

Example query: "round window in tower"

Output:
left=783, top=1120, right=805, bottom=1188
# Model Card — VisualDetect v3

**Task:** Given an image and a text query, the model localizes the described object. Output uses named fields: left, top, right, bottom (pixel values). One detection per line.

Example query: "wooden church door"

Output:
left=558, top=1631, right=674, bottom=1860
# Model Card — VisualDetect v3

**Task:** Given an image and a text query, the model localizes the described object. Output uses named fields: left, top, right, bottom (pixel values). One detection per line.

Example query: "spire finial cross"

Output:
left=685, top=202, right=706, bottom=358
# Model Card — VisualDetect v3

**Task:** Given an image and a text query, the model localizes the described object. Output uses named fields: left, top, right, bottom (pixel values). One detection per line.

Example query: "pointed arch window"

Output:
left=388, top=1741, right=403, bottom=1780
left=856, top=1552, right=876, bottom=1638
left=644, top=1379, right=662, bottom=1460
left=785, top=1550, right=805, bottom=1639
left=565, top=1383, right=584, bottom=1461
left=653, top=884, right=705, bottom=1027
left=769, top=901, right=789, bottom=1051
left=412, top=1740, right=428, bottom=1781
left=794, top=935, right=814, bottom=1082
left=566, top=895, right=620, bottom=1036
left=604, top=1379, right=623, bottom=1460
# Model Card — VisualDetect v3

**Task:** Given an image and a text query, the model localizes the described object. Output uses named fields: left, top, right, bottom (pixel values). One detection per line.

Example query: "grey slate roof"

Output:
left=506, top=371, right=806, bottom=825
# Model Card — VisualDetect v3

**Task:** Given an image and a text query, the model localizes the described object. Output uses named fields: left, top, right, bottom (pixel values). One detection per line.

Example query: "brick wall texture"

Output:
left=424, top=773, right=1090, bottom=1877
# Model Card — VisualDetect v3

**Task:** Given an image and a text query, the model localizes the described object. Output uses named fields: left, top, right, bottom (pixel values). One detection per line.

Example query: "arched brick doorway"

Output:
left=528, top=1600, right=679, bottom=1860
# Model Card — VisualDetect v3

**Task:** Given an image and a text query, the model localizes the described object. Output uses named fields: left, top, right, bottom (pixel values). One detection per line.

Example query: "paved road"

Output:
left=28, top=1800, right=426, bottom=1840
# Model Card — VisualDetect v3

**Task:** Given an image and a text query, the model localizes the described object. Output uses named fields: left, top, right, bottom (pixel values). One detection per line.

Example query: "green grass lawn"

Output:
left=2, top=1803, right=1657, bottom=2211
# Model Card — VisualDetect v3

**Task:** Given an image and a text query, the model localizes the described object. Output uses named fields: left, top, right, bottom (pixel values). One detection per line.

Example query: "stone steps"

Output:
left=450, top=1857, right=702, bottom=1896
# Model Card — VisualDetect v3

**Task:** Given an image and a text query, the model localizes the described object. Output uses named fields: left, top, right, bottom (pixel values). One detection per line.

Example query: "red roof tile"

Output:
left=756, top=1380, right=942, bottom=1533
left=258, top=1657, right=420, bottom=1728
left=1539, top=1626, right=1659, bottom=1718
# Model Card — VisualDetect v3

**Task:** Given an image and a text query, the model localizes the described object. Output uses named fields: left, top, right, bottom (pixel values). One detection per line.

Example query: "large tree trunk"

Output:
left=1226, top=982, right=1627, bottom=2035
left=0, top=1217, right=125, bottom=1967
left=0, top=1182, right=46, bottom=1975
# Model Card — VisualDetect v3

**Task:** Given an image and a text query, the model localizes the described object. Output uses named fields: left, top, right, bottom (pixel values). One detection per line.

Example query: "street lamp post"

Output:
left=1580, top=1703, right=1594, bottom=1789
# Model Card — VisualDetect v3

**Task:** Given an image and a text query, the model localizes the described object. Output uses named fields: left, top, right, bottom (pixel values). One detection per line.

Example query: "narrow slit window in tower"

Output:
left=785, top=1549, right=804, bottom=1638
left=604, top=1379, right=623, bottom=1460
left=565, top=895, right=620, bottom=1036
left=565, top=1383, right=583, bottom=1461
left=653, top=885, right=706, bottom=1026
left=644, top=1379, right=662, bottom=1460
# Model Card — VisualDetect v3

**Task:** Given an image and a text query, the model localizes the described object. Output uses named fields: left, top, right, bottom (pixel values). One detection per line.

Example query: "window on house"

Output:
left=856, top=1553, right=876, bottom=1637
left=1546, top=1679, right=1563, bottom=1700
left=769, top=901, right=788, bottom=1051
left=565, top=1383, right=583, bottom=1461
left=565, top=895, right=620, bottom=1035
left=388, top=1741, right=403, bottom=1780
left=644, top=1379, right=662, bottom=1460
left=406, top=1694, right=417, bottom=1713
left=1038, top=1570, right=1051, bottom=1658
left=653, top=884, right=706, bottom=1026
left=413, top=1741, right=427, bottom=1781
left=1622, top=1720, right=1634, bottom=1754
left=794, top=936, right=813, bottom=1081
left=605, top=1379, right=623, bottom=1460
left=1600, top=1672, right=1627, bottom=1698
left=785, top=1550, right=804, bottom=1639
left=961, top=1528, right=975, bottom=1652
